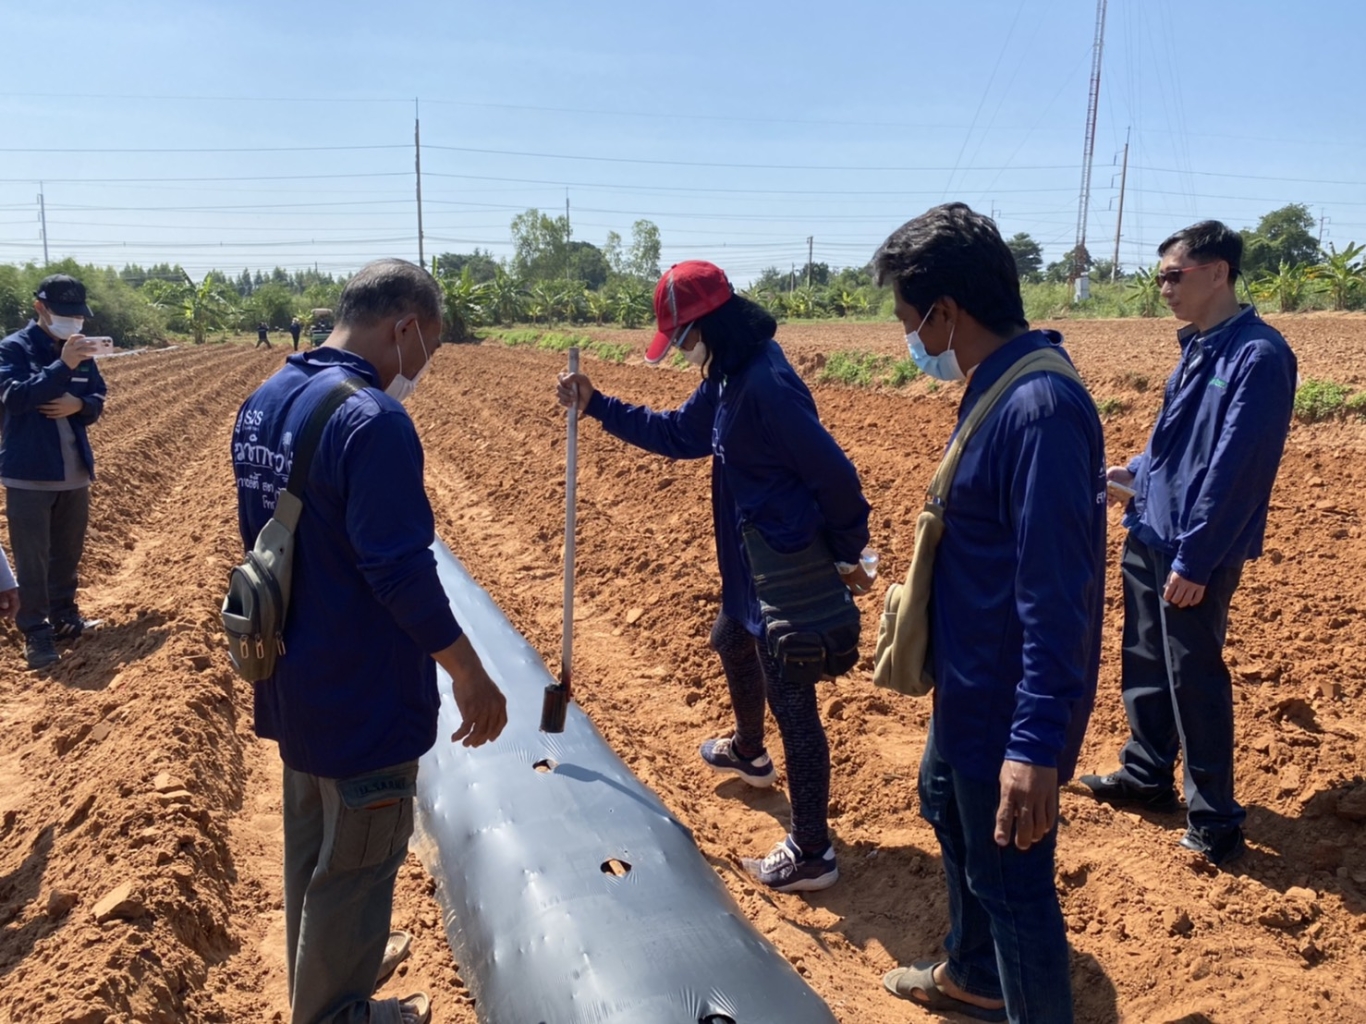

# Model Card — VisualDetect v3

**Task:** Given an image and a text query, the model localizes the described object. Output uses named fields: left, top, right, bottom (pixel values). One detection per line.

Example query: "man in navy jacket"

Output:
left=1081, top=222, right=1297, bottom=868
left=232, top=259, right=506, bottom=1024
left=874, top=205, right=1106, bottom=1024
left=0, top=274, right=105, bottom=669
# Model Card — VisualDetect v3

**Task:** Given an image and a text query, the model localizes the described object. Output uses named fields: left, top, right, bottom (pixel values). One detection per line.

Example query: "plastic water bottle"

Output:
left=859, top=547, right=879, bottom=581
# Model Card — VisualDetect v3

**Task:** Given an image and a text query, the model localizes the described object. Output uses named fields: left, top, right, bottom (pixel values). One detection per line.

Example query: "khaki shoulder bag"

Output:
left=872, top=347, right=1087, bottom=697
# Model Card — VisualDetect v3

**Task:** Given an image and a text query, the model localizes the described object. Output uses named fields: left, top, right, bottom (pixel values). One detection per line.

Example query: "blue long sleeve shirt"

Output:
left=931, top=331, right=1107, bottom=783
left=232, top=348, right=462, bottom=778
left=1124, top=306, right=1297, bottom=584
left=0, top=322, right=106, bottom=482
left=584, top=340, right=870, bottom=637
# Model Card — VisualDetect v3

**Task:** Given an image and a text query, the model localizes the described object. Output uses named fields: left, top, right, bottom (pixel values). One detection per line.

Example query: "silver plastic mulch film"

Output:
left=414, top=539, right=839, bottom=1024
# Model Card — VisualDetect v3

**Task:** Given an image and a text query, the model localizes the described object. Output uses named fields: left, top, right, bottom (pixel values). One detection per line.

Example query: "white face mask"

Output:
left=905, top=305, right=965, bottom=383
left=384, top=319, right=432, bottom=403
left=684, top=340, right=709, bottom=367
left=46, top=315, right=84, bottom=340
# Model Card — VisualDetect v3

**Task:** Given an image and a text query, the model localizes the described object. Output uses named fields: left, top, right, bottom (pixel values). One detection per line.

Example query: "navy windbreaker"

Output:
left=1124, top=306, right=1297, bottom=585
left=584, top=340, right=871, bottom=637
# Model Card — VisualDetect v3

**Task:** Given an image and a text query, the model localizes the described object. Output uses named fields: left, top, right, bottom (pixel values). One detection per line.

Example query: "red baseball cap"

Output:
left=645, top=261, right=734, bottom=364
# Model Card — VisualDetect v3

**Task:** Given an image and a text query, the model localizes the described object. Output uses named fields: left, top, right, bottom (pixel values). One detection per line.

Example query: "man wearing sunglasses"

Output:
left=1080, top=221, right=1297, bottom=868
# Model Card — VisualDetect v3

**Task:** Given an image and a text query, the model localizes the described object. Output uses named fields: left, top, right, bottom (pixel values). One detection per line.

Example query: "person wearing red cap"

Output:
left=556, top=261, right=873, bottom=892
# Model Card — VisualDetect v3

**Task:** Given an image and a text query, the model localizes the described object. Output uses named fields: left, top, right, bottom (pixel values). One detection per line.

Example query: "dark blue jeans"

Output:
left=1115, top=536, right=1245, bottom=832
left=919, top=724, right=1073, bottom=1024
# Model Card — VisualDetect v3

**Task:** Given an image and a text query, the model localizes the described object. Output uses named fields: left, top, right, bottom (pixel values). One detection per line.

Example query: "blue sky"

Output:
left=2, top=0, right=1364, bottom=284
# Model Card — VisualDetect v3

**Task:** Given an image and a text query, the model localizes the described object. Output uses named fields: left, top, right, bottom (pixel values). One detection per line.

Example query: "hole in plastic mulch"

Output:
left=600, top=858, right=632, bottom=877
left=533, top=758, right=557, bottom=773
left=700, top=1016, right=737, bottom=1024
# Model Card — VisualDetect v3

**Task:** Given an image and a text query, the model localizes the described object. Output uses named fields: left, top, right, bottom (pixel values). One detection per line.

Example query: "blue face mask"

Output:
left=905, top=305, right=965, bottom=382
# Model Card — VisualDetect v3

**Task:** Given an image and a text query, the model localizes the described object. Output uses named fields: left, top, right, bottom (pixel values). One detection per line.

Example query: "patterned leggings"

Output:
left=710, top=612, right=831, bottom=855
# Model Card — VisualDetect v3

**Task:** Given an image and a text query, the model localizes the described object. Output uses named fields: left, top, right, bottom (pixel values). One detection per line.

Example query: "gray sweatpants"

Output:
left=5, top=486, right=89, bottom=635
left=283, top=758, right=419, bottom=1024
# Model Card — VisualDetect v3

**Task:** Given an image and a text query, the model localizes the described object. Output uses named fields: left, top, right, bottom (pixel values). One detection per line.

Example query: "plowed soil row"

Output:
left=0, top=316, right=1364, bottom=1024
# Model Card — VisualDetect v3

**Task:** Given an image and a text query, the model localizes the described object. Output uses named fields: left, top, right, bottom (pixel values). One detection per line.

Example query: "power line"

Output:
left=0, top=144, right=407, bottom=154
left=423, top=145, right=1077, bottom=174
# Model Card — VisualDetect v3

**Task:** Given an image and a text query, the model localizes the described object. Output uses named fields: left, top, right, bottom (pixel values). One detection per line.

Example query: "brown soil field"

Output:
left=1, top=313, right=1365, bottom=1023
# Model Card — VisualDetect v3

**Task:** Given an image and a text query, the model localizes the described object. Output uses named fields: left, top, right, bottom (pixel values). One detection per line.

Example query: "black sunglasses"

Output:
left=1154, top=263, right=1218, bottom=286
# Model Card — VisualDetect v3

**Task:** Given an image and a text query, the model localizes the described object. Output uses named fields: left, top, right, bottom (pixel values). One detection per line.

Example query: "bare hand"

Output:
left=994, top=760, right=1058, bottom=851
left=39, top=393, right=83, bottom=419
left=556, top=371, right=595, bottom=418
left=1164, top=571, right=1206, bottom=608
left=0, top=588, right=18, bottom=620
left=61, top=335, right=99, bottom=369
left=1106, top=466, right=1135, bottom=506
left=840, top=563, right=875, bottom=596
left=434, top=635, right=508, bottom=747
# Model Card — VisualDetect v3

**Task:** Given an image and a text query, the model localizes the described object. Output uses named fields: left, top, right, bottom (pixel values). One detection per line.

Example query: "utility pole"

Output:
left=565, top=188, right=571, bottom=237
left=806, top=236, right=814, bottom=288
left=414, top=99, right=425, bottom=268
left=1073, top=0, right=1108, bottom=301
left=1111, top=127, right=1130, bottom=282
left=1319, top=213, right=1329, bottom=245
left=790, top=264, right=795, bottom=294
left=37, top=183, right=49, bottom=265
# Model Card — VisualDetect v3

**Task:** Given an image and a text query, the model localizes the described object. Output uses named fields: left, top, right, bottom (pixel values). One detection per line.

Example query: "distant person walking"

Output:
left=1079, top=221, right=1297, bottom=868
left=289, top=317, right=302, bottom=351
left=232, top=259, right=506, bottom=1024
left=873, top=205, right=1106, bottom=1024
left=0, top=274, right=106, bottom=669
left=256, top=322, right=272, bottom=349
left=556, top=261, right=873, bottom=893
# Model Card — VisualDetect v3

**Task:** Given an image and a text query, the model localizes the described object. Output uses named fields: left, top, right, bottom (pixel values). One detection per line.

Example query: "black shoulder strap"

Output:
left=272, top=376, right=365, bottom=531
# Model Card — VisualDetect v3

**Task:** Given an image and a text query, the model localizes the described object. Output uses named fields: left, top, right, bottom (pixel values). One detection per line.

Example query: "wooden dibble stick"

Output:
left=540, top=347, right=579, bottom=733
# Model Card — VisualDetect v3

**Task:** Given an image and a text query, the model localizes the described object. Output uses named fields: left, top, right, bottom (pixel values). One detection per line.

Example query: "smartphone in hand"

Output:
left=1107, top=479, right=1136, bottom=499
left=85, top=336, right=116, bottom=356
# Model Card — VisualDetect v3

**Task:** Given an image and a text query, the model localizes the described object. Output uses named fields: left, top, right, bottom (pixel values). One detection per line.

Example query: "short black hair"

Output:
left=696, top=294, right=777, bottom=380
left=1158, top=221, right=1242, bottom=283
left=872, top=203, right=1027, bottom=335
left=336, top=258, right=442, bottom=327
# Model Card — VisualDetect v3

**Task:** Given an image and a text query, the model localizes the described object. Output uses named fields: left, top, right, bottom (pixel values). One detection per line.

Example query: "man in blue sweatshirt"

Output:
left=874, top=205, right=1106, bottom=1024
left=1080, top=222, right=1297, bottom=868
left=0, top=274, right=106, bottom=670
left=232, top=259, right=507, bottom=1024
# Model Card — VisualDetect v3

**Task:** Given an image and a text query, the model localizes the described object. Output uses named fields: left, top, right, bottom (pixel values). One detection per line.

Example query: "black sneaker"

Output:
left=1179, top=826, right=1246, bottom=867
left=52, top=614, right=98, bottom=640
left=1078, top=772, right=1180, bottom=813
left=24, top=630, right=59, bottom=670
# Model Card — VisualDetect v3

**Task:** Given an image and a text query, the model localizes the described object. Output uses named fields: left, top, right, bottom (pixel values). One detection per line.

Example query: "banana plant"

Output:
left=1127, top=268, right=1164, bottom=318
left=612, top=284, right=651, bottom=329
left=1257, top=261, right=1313, bottom=313
left=1311, top=242, right=1366, bottom=311
left=486, top=268, right=525, bottom=326
left=584, top=288, right=613, bottom=326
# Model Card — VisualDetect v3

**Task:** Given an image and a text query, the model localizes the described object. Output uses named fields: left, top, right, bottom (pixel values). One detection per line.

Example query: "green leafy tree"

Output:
left=1311, top=242, right=1366, bottom=311
left=510, top=209, right=572, bottom=281
left=441, top=267, right=491, bottom=341
left=564, top=242, right=610, bottom=290
left=435, top=249, right=500, bottom=283
left=627, top=220, right=662, bottom=280
left=1241, top=204, right=1321, bottom=279
left=1006, top=233, right=1044, bottom=280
